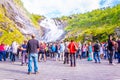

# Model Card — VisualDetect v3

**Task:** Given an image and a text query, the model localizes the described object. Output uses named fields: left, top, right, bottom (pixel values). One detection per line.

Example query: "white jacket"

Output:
left=11, top=41, right=18, bottom=54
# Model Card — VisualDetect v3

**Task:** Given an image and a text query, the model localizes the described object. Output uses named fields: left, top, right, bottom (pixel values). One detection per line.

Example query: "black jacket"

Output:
left=27, top=39, right=39, bottom=53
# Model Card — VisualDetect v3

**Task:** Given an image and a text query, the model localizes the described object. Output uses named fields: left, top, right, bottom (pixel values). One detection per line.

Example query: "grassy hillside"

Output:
left=61, top=5, right=120, bottom=42
left=28, top=13, right=42, bottom=28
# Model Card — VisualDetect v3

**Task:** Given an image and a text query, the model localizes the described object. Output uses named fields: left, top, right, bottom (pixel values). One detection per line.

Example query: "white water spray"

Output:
left=40, top=18, right=65, bottom=42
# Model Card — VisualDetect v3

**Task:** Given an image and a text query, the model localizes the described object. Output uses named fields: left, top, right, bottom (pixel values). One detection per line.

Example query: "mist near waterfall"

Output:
left=39, top=18, right=66, bottom=42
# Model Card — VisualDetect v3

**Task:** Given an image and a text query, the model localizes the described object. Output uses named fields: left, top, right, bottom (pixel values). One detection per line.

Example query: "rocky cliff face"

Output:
left=0, top=0, right=42, bottom=44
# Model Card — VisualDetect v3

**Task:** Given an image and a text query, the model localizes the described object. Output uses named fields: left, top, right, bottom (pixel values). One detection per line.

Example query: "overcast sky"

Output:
left=21, top=0, right=120, bottom=18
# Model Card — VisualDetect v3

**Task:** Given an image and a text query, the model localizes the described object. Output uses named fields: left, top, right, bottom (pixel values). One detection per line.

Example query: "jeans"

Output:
left=104, top=50, right=108, bottom=59
left=117, top=52, right=120, bottom=63
left=22, top=53, right=28, bottom=64
left=3, top=51, right=6, bottom=61
left=0, top=51, right=3, bottom=61
left=28, top=53, right=38, bottom=72
left=94, top=51, right=101, bottom=63
left=0, top=51, right=6, bottom=61
left=64, top=52, right=69, bottom=64
left=108, top=50, right=113, bottom=64
left=10, top=52, right=12, bottom=60
left=82, top=52, right=86, bottom=58
left=114, top=52, right=118, bottom=59
left=11, top=53, right=16, bottom=62
left=56, top=52, right=60, bottom=60
left=70, top=53, right=76, bottom=66
left=57, top=53, right=60, bottom=58
left=51, top=52, right=55, bottom=58
left=6, top=51, right=9, bottom=58
left=76, top=49, right=81, bottom=59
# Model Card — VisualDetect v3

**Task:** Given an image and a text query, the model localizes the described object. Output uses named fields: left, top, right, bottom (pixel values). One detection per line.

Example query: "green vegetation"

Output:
left=61, top=5, right=120, bottom=42
left=28, top=14, right=42, bottom=28
left=0, top=5, right=24, bottom=45
left=13, top=0, right=24, bottom=8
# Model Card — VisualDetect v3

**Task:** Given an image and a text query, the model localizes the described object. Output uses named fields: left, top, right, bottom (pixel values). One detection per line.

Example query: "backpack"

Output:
left=94, top=43, right=100, bottom=51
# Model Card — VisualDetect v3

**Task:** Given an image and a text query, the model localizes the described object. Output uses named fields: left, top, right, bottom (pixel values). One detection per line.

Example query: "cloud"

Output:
left=21, top=0, right=116, bottom=18
left=100, top=0, right=120, bottom=8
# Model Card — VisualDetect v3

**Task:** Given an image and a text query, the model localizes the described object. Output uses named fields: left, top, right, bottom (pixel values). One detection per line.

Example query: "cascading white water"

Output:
left=40, top=18, right=65, bottom=42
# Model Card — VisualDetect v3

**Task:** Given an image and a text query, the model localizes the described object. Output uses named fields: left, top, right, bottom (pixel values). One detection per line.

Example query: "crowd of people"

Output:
left=0, top=34, right=120, bottom=74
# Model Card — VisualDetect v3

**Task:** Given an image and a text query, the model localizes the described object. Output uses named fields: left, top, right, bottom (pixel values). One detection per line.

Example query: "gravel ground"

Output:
left=0, top=59, right=120, bottom=80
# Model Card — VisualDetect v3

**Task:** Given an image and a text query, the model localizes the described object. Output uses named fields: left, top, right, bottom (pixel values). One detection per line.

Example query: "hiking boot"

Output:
left=27, top=72, right=31, bottom=75
left=21, top=64, right=23, bottom=66
left=74, top=65, right=76, bottom=67
left=35, top=71, right=39, bottom=74
left=111, top=63, right=116, bottom=65
left=67, top=61, right=69, bottom=64
left=109, top=63, right=116, bottom=65
left=26, top=63, right=28, bottom=66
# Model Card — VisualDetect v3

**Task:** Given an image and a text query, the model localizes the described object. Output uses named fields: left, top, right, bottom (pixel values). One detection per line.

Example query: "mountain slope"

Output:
left=0, top=0, right=42, bottom=44
left=61, top=4, right=120, bottom=42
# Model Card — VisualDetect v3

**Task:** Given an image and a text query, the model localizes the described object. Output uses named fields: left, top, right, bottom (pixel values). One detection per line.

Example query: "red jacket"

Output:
left=68, top=42, right=78, bottom=54
left=0, top=44, right=5, bottom=51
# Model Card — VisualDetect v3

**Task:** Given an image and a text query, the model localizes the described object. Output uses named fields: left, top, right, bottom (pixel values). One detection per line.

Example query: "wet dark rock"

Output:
left=115, top=27, right=120, bottom=37
left=0, top=31, right=3, bottom=37
left=16, top=22, right=24, bottom=28
left=9, top=28, right=14, bottom=32
left=0, top=22, right=9, bottom=30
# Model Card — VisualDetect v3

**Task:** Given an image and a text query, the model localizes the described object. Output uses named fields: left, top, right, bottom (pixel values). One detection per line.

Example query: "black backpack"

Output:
left=94, top=43, right=100, bottom=52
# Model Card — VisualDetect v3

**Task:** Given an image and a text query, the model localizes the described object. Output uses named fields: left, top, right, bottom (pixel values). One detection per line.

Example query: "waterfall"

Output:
left=40, top=18, right=66, bottom=42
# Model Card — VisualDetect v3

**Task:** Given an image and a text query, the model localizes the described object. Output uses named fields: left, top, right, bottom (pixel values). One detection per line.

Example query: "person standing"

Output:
left=68, top=40, right=78, bottom=67
left=60, top=42, right=65, bottom=61
left=76, top=42, right=82, bottom=59
left=81, top=43, right=87, bottom=58
left=27, top=34, right=39, bottom=75
left=87, top=42, right=93, bottom=61
left=38, top=42, right=46, bottom=62
left=21, top=40, right=28, bottom=66
left=51, top=43, right=56, bottom=60
left=64, top=41, right=69, bottom=64
left=0, top=42, right=6, bottom=61
left=117, top=38, right=120, bottom=63
left=107, top=35, right=115, bottom=65
left=114, top=41, right=118, bottom=59
left=11, top=41, right=18, bottom=63
left=93, top=40, right=101, bottom=63
left=103, top=42, right=108, bottom=59
left=100, top=43, right=104, bottom=59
